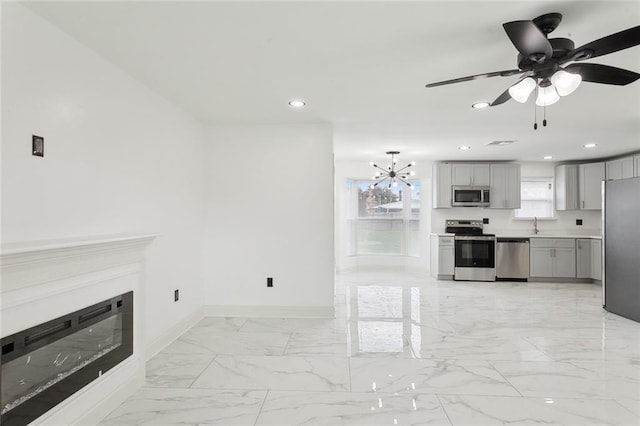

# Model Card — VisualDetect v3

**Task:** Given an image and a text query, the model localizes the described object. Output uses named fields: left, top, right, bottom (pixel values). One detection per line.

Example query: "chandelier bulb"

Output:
left=369, top=162, right=375, bottom=167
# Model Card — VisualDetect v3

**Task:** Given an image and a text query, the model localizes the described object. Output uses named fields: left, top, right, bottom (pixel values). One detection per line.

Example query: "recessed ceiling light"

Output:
left=543, top=155, right=553, bottom=160
left=584, top=143, right=597, bottom=149
left=472, top=102, right=490, bottom=109
left=487, top=140, right=516, bottom=146
left=288, top=100, right=306, bottom=108
left=458, top=146, right=471, bottom=151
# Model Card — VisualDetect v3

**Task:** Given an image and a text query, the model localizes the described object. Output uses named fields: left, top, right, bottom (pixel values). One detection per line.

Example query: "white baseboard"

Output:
left=204, top=305, right=335, bottom=318
left=145, top=307, right=205, bottom=360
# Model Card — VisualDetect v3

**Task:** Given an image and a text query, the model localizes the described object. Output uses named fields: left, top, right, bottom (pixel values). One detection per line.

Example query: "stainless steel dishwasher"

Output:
left=496, top=238, right=530, bottom=281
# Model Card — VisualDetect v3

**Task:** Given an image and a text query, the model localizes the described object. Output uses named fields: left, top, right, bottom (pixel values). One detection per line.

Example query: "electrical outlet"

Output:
left=576, top=219, right=583, bottom=226
left=267, top=277, right=273, bottom=287
left=174, top=289, right=179, bottom=302
left=482, top=218, right=489, bottom=224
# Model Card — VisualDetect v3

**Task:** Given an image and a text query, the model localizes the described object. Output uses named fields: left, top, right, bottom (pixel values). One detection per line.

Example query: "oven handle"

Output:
left=454, top=235, right=496, bottom=241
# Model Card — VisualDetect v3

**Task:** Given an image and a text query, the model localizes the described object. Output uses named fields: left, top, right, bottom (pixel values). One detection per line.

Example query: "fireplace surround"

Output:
left=1, top=234, right=154, bottom=425
left=1, top=292, right=133, bottom=425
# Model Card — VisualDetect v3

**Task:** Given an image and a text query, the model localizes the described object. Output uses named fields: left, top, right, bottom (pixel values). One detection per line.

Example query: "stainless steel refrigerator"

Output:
left=603, top=176, right=640, bottom=322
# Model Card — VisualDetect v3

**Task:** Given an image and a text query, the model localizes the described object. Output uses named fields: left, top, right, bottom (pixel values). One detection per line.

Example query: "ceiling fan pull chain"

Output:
left=533, top=88, right=538, bottom=130
left=543, top=105, right=547, bottom=127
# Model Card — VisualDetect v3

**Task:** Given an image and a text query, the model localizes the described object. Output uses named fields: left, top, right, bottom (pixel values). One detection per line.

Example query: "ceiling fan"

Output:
left=425, top=13, right=640, bottom=109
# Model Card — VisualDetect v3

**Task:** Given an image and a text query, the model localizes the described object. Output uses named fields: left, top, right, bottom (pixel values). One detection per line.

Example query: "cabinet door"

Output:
left=530, top=247, right=553, bottom=277
left=553, top=248, right=576, bottom=278
left=579, top=162, right=605, bottom=210
left=472, top=164, right=491, bottom=186
left=504, top=164, right=521, bottom=208
left=555, top=164, right=579, bottom=210
left=452, top=164, right=473, bottom=185
left=635, top=155, right=640, bottom=177
left=606, top=157, right=634, bottom=181
left=432, top=164, right=452, bottom=208
left=439, top=246, right=455, bottom=275
left=576, top=239, right=591, bottom=279
left=489, top=165, right=507, bottom=208
left=590, top=239, right=602, bottom=280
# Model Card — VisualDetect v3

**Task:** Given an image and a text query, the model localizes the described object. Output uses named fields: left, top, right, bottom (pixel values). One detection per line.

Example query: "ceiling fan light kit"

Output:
left=369, top=151, right=415, bottom=189
left=425, top=12, right=640, bottom=126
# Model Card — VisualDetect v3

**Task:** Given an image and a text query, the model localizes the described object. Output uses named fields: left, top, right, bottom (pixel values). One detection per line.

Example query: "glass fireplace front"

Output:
left=1, top=292, right=133, bottom=426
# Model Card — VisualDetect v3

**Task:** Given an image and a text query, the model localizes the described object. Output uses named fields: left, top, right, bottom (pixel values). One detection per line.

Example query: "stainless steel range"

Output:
left=445, top=219, right=496, bottom=282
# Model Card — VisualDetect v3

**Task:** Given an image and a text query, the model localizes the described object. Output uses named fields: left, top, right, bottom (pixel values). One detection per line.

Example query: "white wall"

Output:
left=203, top=125, right=334, bottom=315
left=335, top=159, right=432, bottom=272
left=1, top=3, right=206, bottom=352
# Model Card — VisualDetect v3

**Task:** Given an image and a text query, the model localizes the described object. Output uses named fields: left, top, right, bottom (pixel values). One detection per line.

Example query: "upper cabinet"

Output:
left=432, top=163, right=452, bottom=209
left=452, top=164, right=490, bottom=186
left=606, top=157, right=634, bottom=180
left=490, top=164, right=521, bottom=209
left=555, top=164, right=579, bottom=210
left=579, top=162, right=605, bottom=210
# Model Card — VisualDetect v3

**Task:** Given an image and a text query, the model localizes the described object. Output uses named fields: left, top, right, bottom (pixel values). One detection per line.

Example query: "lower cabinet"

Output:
left=590, top=239, right=602, bottom=280
left=530, top=238, right=576, bottom=278
left=430, top=235, right=454, bottom=278
left=576, top=238, right=592, bottom=279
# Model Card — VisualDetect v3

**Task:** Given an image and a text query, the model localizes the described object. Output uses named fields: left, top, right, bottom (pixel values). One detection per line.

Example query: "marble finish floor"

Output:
left=102, top=271, right=640, bottom=425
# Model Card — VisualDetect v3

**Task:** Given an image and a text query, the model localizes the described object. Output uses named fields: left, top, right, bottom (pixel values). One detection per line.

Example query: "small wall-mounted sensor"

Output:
left=32, top=135, right=44, bottom=157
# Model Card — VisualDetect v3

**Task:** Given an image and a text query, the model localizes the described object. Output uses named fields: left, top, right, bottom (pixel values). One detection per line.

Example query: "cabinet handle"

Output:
left=582, top=200, right=585, bottom=208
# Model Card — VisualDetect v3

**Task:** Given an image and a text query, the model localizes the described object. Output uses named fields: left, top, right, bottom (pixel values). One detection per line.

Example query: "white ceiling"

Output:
left=24, top=1, right=640, bottom=163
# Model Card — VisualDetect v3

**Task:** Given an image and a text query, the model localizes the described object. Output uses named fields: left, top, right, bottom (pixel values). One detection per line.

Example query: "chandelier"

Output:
left=369, top=151, right=416, bottom=189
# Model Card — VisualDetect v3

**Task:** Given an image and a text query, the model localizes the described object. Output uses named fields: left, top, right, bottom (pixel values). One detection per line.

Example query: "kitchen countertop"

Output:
left=431, top=232, right=602, bottom=239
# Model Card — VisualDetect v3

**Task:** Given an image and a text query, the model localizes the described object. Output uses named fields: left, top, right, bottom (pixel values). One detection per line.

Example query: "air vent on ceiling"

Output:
left=487, top=140, right=516, bottom=146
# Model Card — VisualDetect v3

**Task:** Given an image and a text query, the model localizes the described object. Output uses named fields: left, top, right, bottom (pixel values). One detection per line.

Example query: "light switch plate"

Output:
left=32, top=135, right=44, bottom=157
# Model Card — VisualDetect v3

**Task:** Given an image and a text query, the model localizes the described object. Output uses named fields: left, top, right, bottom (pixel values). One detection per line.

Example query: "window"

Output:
left=515, top=177, right=554, bottom=219
left=346, top=180, right=420, bottom=256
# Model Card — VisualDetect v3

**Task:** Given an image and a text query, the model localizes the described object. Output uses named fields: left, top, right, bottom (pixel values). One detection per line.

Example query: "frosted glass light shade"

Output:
left=508, top=77, right=536, bottom=103
left=550, top=70, right=582, bottom=96
left=536, top=85, right=560, bottom=106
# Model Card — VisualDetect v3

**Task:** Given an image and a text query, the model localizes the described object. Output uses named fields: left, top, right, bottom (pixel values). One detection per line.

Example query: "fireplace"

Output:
left=1, top=292, right=133, bottom=425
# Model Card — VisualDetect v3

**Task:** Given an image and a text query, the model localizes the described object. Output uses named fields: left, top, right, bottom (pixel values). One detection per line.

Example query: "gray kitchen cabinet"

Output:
left=432, top=163, right=452, bottom=208
left=579, top=162, right=605, bottom=210
left=490, top=164, right=521, bottom=208
left=430, top=235, right=454, bottom=279
left=635, top=155, right=640, bottom=177
left=576, top=238, right=591, bottom=279
left=452, top=164, right=490, bottom=186
left=590, top=239, right=602, bottom=281
left=555, top=164, right=579, bottom=210
left=529, top=238, right=576, bottom=278
left=606, top=157, right=634, bottom=180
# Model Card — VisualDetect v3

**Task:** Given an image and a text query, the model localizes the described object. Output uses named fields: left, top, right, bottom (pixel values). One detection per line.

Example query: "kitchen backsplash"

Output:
left=431, top=207, right=602, bottom=236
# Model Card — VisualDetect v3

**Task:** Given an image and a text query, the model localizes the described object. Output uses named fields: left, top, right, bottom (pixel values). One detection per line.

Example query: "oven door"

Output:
left=454, top=236, right=496, bottom=281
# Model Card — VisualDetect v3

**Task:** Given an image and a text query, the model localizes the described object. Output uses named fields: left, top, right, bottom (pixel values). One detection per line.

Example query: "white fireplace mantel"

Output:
left=1, top=233, right=156, bottom=425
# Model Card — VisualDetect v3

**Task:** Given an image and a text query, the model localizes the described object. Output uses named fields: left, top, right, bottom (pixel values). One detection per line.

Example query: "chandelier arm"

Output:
left=395, top=164, right=413, bottom=173
left=396, top=176, right=412, bottom=187
left=374, top=176, right=390, bottom=187
left=372, top=164, right=389, bottom=173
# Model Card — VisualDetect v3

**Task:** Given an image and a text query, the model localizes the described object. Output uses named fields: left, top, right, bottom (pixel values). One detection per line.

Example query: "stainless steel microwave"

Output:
left=452, top=186, right=490, bottom=207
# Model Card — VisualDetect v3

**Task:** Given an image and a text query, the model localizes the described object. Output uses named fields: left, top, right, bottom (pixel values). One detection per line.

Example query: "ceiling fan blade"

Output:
left=565, top=63, right=640, bottom=85
left=490, top=89, right=511, bottom=106
left=503, top=21, right=553, bottom=60
left=425, top=69, right=521, bottom=88
left=565, top=26, right=640, bottom=61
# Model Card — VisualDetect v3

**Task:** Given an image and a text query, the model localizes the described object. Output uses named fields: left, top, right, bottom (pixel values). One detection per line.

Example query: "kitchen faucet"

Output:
left=533, top=216, right=539, bottom=235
